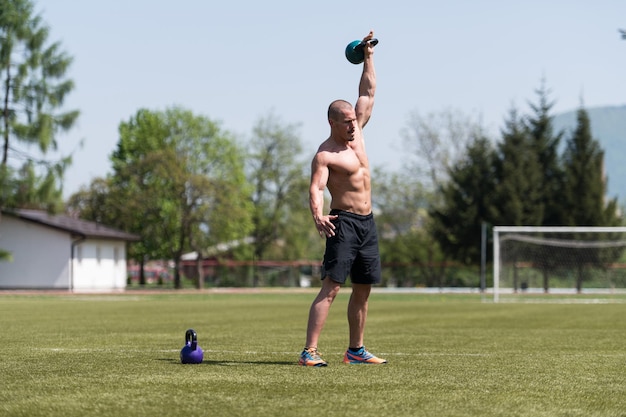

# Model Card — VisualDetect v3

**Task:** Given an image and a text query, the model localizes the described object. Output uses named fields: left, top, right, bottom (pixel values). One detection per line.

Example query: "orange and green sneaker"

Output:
left=298, top=347, right=328, bottom=367
left=343, top=346, right=387, bottom=364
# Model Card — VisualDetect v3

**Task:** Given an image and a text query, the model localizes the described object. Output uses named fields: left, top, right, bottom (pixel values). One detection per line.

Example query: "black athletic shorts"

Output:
left=321, top=209, right=382, bottom=285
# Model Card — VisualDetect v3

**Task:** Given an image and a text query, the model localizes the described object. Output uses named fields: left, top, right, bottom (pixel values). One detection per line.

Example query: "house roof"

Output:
left=2, top=209, right=140, bottom=241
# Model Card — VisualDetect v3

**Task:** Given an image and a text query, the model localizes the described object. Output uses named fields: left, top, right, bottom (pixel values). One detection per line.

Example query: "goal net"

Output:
left=492, top=226, right=626, bottom=302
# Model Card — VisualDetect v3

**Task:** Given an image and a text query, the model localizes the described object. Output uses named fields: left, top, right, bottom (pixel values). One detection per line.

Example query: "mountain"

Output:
left=553, top=105, right=626, bottom=201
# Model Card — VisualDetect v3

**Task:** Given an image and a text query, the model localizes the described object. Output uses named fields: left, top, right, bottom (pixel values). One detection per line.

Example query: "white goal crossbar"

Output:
left=493, top=226, right=626, bottom=302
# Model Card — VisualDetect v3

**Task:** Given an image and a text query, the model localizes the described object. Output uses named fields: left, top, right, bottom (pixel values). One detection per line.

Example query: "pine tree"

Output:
left=430, top=135, right=498, bottom=265
left=525, top=81, right=565, bottom=226
left=493, top=107, right=544, bottom=226
left=0, top=0, right=78, bottom=210
left=560, top=106, right=622, bottom=292
left=561, top=106, right=620, bottom=226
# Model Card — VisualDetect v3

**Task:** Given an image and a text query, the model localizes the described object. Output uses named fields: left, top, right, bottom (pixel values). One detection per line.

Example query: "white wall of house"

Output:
left=0, top=216, right=71, bottom=289
left=72, top=239, right=128, bottom=291
left=0, top=216, right=129, bottom=291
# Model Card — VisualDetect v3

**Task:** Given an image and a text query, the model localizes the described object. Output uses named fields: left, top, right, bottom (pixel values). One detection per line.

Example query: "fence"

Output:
left=176, top=259, right=485, bottom=288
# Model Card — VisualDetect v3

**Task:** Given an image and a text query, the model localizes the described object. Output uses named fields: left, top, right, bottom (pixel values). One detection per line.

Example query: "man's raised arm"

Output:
left=355, top=30, right=376, bottom=129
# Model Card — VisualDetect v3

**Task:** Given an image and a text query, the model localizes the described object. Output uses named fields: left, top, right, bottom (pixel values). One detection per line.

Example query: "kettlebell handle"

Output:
left=185, top=328, right=198, bottom=350
left=354, top=38, right=379, bottom=51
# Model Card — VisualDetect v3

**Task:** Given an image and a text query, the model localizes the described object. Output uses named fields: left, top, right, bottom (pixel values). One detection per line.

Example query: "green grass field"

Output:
left=1, top=290, right=625, bottom=417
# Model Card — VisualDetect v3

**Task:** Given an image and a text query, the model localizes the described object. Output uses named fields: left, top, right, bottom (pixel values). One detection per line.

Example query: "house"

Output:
left=0, top=209, right=139, bottom=292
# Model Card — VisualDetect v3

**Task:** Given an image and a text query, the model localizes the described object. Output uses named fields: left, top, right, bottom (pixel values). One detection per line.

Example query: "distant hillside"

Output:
left=553, top=105, right=626, bottom=201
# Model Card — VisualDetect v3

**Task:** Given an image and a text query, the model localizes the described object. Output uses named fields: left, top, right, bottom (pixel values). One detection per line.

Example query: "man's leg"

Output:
left=344, top=283, right=386, bottom=364
left=305, top=277, right=341, bottom=349
left=347, top=283, right=371, bottom=348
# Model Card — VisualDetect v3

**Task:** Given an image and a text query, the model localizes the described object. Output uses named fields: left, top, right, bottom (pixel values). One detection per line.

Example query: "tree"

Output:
left=245, top=112, right=310, bottom=285
left=70, top=107, right=253, bottom=289
left=525, top=81, right=565, bottom=226
left=561, top=106, right=620, bottom=226
left=374, top=169, right=448, bottom=287
left=2, top=158, right=67, bottom=210
left=491, top=107, right=548, bottom=292
left=0, top=0, right=79, bottom=210
left=429, top=135, right=498, bottom=265
left=401, top=108, right=494, bottom=281
left=401, top=108, right=484, bottom=190
left=492, top=107, right=544, bottom=226
left=66, top=177, right=115, bottom=224
left=560, top=106, right=622, bottom=292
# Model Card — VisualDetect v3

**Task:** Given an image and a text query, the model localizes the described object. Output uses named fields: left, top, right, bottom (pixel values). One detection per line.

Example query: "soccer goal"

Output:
left=492, top=226, right=626, bottom=302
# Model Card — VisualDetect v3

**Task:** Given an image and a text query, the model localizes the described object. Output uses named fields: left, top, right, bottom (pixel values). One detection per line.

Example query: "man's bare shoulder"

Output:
left=317, top=137, right=349, bottom=155
left=311, top=141, right=327, bottom=168
left=316, top=138, right=334, bottom=152
left=314, top=139, right=334, bottom=161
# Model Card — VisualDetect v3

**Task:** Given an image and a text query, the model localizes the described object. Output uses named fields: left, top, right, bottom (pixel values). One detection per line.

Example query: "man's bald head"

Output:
left=328, top=100, right=353, bottom=121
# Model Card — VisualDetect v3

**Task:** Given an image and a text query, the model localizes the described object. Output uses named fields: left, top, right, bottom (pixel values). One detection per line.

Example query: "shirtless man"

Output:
left=299, top=30, right=386, bottom=366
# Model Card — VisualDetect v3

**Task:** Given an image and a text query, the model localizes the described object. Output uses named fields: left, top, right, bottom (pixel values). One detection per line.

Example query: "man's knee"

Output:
left=319, top=277, right=342, bottom=299
left=350, top=283, right=371, bottom=301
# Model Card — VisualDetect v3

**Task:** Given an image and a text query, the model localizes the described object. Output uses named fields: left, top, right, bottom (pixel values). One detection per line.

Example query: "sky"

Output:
left=33, top=0, right=626, bottom=197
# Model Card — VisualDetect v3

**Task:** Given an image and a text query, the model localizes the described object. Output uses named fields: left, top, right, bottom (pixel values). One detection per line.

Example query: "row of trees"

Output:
left=66, top=108, right=319, bottom=288
left=64, top=85, right=619, bottom=288
left=427, top=85, right=621, bottom=269
left=1, top=0, right=621, bottom=288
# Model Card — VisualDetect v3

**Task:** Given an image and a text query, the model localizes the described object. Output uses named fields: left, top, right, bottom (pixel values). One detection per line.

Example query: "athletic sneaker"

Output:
left=299, top=347, right=328, bottom=367
left=343, top=346, right=387, bottom=364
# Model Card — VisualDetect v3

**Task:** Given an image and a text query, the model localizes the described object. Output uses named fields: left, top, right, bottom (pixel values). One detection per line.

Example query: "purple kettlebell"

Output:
left=180, top=328, right=203, bottom=364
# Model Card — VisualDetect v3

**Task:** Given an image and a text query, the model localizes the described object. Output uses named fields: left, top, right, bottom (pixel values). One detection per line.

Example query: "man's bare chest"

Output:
left=327, top=147, right=368, bottom=175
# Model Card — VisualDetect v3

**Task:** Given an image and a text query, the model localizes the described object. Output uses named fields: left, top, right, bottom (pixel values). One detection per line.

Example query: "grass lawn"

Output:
left=0, top=290, right=625, bottom=417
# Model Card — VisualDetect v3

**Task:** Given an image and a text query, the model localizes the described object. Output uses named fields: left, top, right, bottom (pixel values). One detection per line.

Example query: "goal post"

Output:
left=492, top=226, right=626, bottom=302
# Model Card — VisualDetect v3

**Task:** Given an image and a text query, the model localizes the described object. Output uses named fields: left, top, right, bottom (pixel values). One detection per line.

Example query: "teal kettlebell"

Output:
left=345, top=38, right=379, bottom=64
